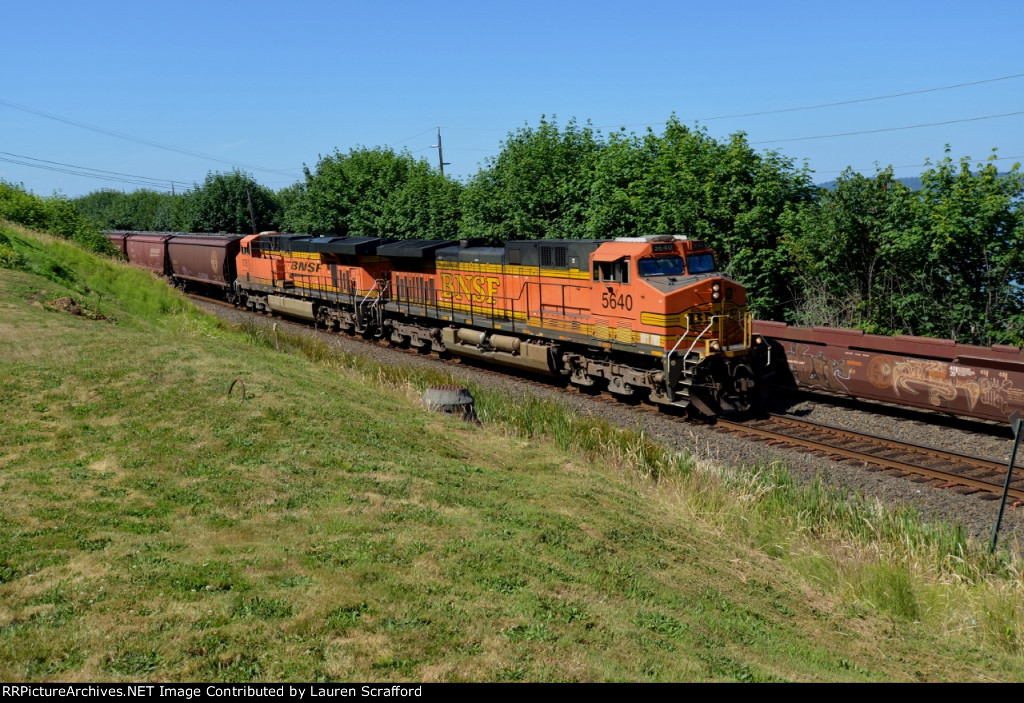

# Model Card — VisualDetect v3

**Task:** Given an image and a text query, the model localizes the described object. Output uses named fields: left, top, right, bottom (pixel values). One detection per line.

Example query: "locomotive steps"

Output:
left=1, top=223, right=1023, bottom=681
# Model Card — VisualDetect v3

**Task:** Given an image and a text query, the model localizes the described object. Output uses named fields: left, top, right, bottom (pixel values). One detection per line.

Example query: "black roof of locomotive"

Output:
left=504, top=239, right=602, bottom=268
left=256, top=235, right=607, bottom=266
left=259, top=234, right=392, bottom=256
left=435, top=245, right=505, bottom=265
left=307, top=236, right=391, bottom=256
left=376, top=239, right=452, bottom=259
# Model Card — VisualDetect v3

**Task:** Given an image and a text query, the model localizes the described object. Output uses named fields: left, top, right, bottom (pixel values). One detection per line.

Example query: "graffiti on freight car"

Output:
left=866, top=355, right=1016, bottom=413
left=786, top=343, right=854, bottom=392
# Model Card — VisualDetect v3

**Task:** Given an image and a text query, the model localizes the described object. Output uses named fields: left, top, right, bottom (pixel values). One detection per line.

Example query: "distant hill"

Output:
left=817, top=176, right=922, bottom=191
left=818, top=172, right=1017, bottom=191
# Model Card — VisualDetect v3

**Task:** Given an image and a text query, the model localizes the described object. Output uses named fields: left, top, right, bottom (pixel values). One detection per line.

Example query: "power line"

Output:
left=684, top=72, right=1024, bottom=123
left=0, top=152, right=194, bottom=191
left=0, top=98, right=302, bottom=178
left=814, top=152, right=1024, bottom=176
left=386, top=127, right=438, bottom=148
left=436, top=72, right=1024, bottom=133
left=0, top=151, right=190, bottom=189
left=753, top=111, right=1024, bottom=145
left=6, top=70, right=1022, bottom=190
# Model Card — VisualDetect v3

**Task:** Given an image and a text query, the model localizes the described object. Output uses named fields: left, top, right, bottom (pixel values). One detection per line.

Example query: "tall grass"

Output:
left=698, top=461, right=1024, bottom=655
left=0, top=224, right=212, bottom=329
left=236, top=318, right=692, bottom=481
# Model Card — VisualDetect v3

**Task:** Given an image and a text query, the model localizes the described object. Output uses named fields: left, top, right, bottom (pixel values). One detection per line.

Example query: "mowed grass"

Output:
left=1, top=224, right=1023, bottom=681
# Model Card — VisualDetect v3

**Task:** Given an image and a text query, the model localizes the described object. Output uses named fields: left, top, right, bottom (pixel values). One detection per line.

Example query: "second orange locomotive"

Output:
left=234, top=232, right=764, bottom=414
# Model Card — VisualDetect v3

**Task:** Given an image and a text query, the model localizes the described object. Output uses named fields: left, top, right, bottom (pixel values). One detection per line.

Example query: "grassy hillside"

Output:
left=1, top=223, right=1023, bottom=682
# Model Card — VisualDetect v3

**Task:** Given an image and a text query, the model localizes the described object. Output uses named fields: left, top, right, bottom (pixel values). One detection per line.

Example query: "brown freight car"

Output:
left=754, top=320, right=1024, bottom=424
left=104, top=231, right=129, bottom=256
left=167, top=234, right=242, bottom=294
left=124, top=233, right=174, bottom=276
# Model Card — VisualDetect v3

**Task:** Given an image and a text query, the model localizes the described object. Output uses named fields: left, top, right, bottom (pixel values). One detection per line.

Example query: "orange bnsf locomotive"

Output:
left=234, top=232, right=765, bottom=414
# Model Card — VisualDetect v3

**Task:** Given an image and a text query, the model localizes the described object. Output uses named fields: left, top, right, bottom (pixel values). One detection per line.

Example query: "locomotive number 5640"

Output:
left=601, top=291, right=633, bottom=311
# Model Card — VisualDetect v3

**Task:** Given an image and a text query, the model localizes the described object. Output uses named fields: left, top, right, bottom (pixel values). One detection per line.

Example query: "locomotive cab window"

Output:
left=686, top=253, right=716, bottom=274
left=638, top=256, right=685, bottom=277
left=593, top=257, right=630, bottom=284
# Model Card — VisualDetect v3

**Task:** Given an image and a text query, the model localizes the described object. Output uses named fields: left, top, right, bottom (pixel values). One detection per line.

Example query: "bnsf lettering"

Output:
left=439, top=273, right=501, bottom=306
left=290, top=260, right=322, bottom=273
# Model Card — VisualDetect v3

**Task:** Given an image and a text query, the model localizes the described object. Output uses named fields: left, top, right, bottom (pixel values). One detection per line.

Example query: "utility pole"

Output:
left=431, top=127, right=451, bottom=176
left=246, top=188, right=258, bottom=235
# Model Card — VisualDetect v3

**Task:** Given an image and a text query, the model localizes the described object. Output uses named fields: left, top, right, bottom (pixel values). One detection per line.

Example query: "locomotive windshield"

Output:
left=686, top=253, right=716, bottom=274
left=638, top=253, right=717, bottom=276
left=638, top=256, right=685, bottom=276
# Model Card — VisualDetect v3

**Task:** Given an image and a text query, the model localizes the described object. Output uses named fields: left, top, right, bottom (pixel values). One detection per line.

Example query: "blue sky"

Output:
left=3, top=0, right=1022, bottom=197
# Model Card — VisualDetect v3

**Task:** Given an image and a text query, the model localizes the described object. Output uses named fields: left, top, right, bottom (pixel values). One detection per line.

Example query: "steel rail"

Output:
left=717, top=415, right=1024, bottom=500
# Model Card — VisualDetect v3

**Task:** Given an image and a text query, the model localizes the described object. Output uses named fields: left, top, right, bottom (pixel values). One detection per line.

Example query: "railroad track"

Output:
left=716, top=414, right=1024, bottom=502
left=190, top=293, right=1024, bottom=504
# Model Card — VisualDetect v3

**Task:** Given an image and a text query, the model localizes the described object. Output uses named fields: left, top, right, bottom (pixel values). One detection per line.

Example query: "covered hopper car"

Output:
left=106, top=231, right=242, bottom=299
left=124, top=232, right=173, bottom=276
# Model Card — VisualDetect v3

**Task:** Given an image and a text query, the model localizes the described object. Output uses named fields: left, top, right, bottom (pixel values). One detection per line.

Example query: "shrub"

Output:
left=0, top=181, right=114, bottom=256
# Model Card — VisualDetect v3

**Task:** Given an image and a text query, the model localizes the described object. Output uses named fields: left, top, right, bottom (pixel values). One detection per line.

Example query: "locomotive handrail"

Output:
left=665, top=313, right=718, bottom=366
left=666, top=317, right=693, bottom=361
left=359, top=280, right=381, bottom=307
left=685, top=318, right=718, bottom=360
left=663, top=316, right=695, bottom=386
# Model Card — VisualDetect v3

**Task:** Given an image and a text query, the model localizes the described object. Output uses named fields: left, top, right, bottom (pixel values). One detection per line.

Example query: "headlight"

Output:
left=711, top=282, right=721, bottom=301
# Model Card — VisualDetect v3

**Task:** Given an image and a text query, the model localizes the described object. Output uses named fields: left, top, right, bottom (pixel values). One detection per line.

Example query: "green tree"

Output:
left=74, top=189, right=179, bottom=231
left=783, top=153, right=1024, bottom=346
left=284, top=147, right=461, bottom=239
left=72, top=189, right=128, bottom=228
left=911, top=151, right=1024, bottom=345
left=379, top=165, right=463, bottom=240
left=175, top=170, right=281, bottom=234
left=275, top=182, right=306, bottom=232
left=588, top=118, right=815, bottom=318
left=461, top=117, right=602, bottom=242
left=784, top=167, right=918, bottom=331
